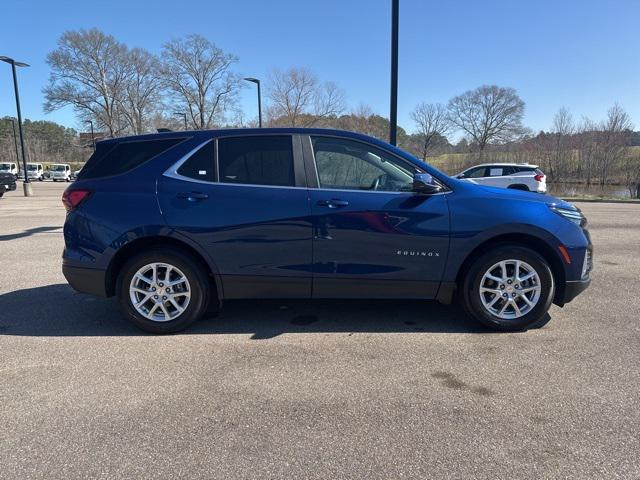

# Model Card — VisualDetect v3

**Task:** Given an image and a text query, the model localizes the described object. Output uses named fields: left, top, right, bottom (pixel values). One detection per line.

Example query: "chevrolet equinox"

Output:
left=62, top=129, right=592, bottom=333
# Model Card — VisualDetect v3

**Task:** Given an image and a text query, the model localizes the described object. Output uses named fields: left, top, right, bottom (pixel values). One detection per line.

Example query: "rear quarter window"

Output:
left=177, top=141, right=216, bottom=181
left=78, top=137, right=185, bottom=180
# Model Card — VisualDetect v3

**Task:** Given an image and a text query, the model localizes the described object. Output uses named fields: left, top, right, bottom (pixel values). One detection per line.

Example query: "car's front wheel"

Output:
left=462, top=245, right=554, bottom=331
left=116, top=248, right=210, bottom=334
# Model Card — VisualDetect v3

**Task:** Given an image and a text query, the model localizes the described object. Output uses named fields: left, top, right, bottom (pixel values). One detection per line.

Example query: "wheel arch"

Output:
left=507, top=184, right=530, bottom=191
left=454, top=233, right=566, bottom=305
left=105, top=235, right=223, bottom=306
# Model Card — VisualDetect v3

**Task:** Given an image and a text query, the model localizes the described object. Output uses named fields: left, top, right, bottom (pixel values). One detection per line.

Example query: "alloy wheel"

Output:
left=129, top=262, right=191, bottom=322
left=479, top=259, right=542, bottom=319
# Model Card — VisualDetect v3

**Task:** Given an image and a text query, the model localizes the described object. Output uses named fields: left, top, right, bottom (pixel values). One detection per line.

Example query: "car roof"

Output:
left=95, top=127, right=391, bottom=147
left=464, top=163, right=539, bottom=169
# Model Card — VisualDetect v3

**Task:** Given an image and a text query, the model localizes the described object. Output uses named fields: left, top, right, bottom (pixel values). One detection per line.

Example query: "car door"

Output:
left=497, top=166, right=517, bottom=188
left=304, top=135, right=450, bottom=299
left=481, top=166, right=505, bottom=187
left=158, top=134, right=313, bottom=299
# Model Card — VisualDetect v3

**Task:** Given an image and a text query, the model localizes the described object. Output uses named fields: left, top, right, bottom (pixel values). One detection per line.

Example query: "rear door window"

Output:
left=218, top=136, right=295, bottom=187
left=79, top=137, right=185, bottom=180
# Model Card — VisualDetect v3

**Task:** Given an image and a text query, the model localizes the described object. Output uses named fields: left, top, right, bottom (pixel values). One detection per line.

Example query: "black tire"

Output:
left=461, top=245, right=555, bottom=332
left=508, top=184, right=529, bottom=191
left=116, top=248, right=210, bottom=334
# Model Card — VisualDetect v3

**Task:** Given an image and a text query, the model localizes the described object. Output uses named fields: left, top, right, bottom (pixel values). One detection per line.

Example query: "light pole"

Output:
left=85, top=120, right=95, bottom=151
left=173, top=112, right=188, bottom=130
left=389, top=0, right=399, bottom=146
left=0, top=55, right=32, bottom=196
left=10, top=119, right=20, bottom=166
left=243, top=77, right=262, bottom=128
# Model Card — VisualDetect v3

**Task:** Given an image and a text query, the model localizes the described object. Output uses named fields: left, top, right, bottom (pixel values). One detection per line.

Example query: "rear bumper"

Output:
left=558, top=278, right=591, bottom=305
left=62, top=263, right=108, bottom=297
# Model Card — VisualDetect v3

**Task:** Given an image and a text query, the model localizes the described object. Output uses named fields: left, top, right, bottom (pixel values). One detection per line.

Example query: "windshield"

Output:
left=0, top=163, right=10, bottom=170
left=52, top=165, right=67, bottom=171
left=27, top=164, right=38, bottom=171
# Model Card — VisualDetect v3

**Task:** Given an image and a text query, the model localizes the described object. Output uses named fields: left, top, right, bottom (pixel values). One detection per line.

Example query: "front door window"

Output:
left=311, top=137, right=415, bottom=192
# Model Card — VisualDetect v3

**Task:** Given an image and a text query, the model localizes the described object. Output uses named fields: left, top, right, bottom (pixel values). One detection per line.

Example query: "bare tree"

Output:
left=119, top=48, right=163, bottom=134
left=621, top=152, right=640, bottom=198
left=160, top=34, right=241, bottom=129
left=547, top=107, right=575, bottom=181
left=447, top=85, right=525, bottom=156
left=410, top=102, right=451, bottom=160
left=266, top=67, right=345, bottom=127
left=44, top=29, right=130, bottom=136
left=597, top=104, right=633, bottom=186
left=576, top=117, right=598, bottom=185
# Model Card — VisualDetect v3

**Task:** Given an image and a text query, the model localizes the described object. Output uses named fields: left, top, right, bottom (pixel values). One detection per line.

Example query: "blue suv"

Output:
left=62, top=128, right=592, bottom=333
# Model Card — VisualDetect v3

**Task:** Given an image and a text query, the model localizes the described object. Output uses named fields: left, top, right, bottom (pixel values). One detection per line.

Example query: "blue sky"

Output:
left=1, top=0, right=638, bottom=136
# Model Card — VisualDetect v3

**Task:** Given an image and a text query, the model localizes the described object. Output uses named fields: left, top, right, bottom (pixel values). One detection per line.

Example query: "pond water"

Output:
left=548, top=182, right=633, bottom=199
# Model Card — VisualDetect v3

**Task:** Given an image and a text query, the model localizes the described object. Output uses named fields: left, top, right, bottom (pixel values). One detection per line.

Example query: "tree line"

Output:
left=1, top=28, right=638, bottom=197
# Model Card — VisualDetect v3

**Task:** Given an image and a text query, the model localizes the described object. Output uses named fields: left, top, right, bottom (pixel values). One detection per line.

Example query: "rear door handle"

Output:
left=317, top=199, right=349, bottom=209
left=177, top=192, right=209, bottom=202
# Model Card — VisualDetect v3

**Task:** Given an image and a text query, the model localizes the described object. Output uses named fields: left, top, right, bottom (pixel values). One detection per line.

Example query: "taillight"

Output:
left=62, top=188, right=91, bottom=212
left=534, top=174, right=545, bottom=182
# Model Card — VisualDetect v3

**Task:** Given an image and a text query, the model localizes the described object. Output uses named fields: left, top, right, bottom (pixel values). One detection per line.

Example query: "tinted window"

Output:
left=79, top=138, right=184, bottom=180
left=218, top=136, right=294, bottom=186
left=464, top=167, right=487, bottom=178
left=177, top=141, right=215, bottom=181
left=311, top=137, right=415, bottom=192
left=501, top=166, right=517, bottom=175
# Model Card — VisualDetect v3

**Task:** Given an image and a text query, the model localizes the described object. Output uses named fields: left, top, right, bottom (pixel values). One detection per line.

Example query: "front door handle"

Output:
left=177, top=191, right=209, bottom=202
left=317, top=199, right=349, bottom=209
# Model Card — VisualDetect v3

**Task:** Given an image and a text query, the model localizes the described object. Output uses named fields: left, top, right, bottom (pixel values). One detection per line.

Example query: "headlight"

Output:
left=549, top=204, right=587, bottom=227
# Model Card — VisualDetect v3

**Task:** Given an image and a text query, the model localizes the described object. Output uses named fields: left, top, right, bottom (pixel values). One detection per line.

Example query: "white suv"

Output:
left=50, top=164, right=72, bottom=182
left=455, top=163, right=546, bottom=193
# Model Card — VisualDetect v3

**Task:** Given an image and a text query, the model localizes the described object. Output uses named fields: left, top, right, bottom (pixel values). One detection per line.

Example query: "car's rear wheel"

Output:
left=462, top=245, right=554, bottom=331
left=117, top=248, right=210, bottom=334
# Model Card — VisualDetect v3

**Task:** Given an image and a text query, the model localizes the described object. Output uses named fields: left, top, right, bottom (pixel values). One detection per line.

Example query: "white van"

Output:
left=50, top=163, right=72, bottom=182
left=0, top=162, right=19, bottom=179
left=26, top=163, right=44, bottom=181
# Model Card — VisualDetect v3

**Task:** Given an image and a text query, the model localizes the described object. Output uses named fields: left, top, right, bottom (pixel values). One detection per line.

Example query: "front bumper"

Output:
left=557, top=278, right=591, bottom=305
left=62, top=263, right=108, bottom=297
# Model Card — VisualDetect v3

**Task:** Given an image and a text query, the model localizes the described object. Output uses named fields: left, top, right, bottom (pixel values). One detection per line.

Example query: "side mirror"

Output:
left=412, top=173, right=443, bottom=195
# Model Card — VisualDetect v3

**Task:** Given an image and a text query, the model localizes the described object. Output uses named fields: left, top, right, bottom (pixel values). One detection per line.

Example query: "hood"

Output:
left=0, top=172, right=15, bottom=180
left=473, top=184, right=576, bottom=209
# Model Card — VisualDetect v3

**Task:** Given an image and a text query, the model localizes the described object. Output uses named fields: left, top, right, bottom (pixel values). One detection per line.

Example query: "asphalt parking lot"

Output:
left=1, top=181, right=639, bottom=479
